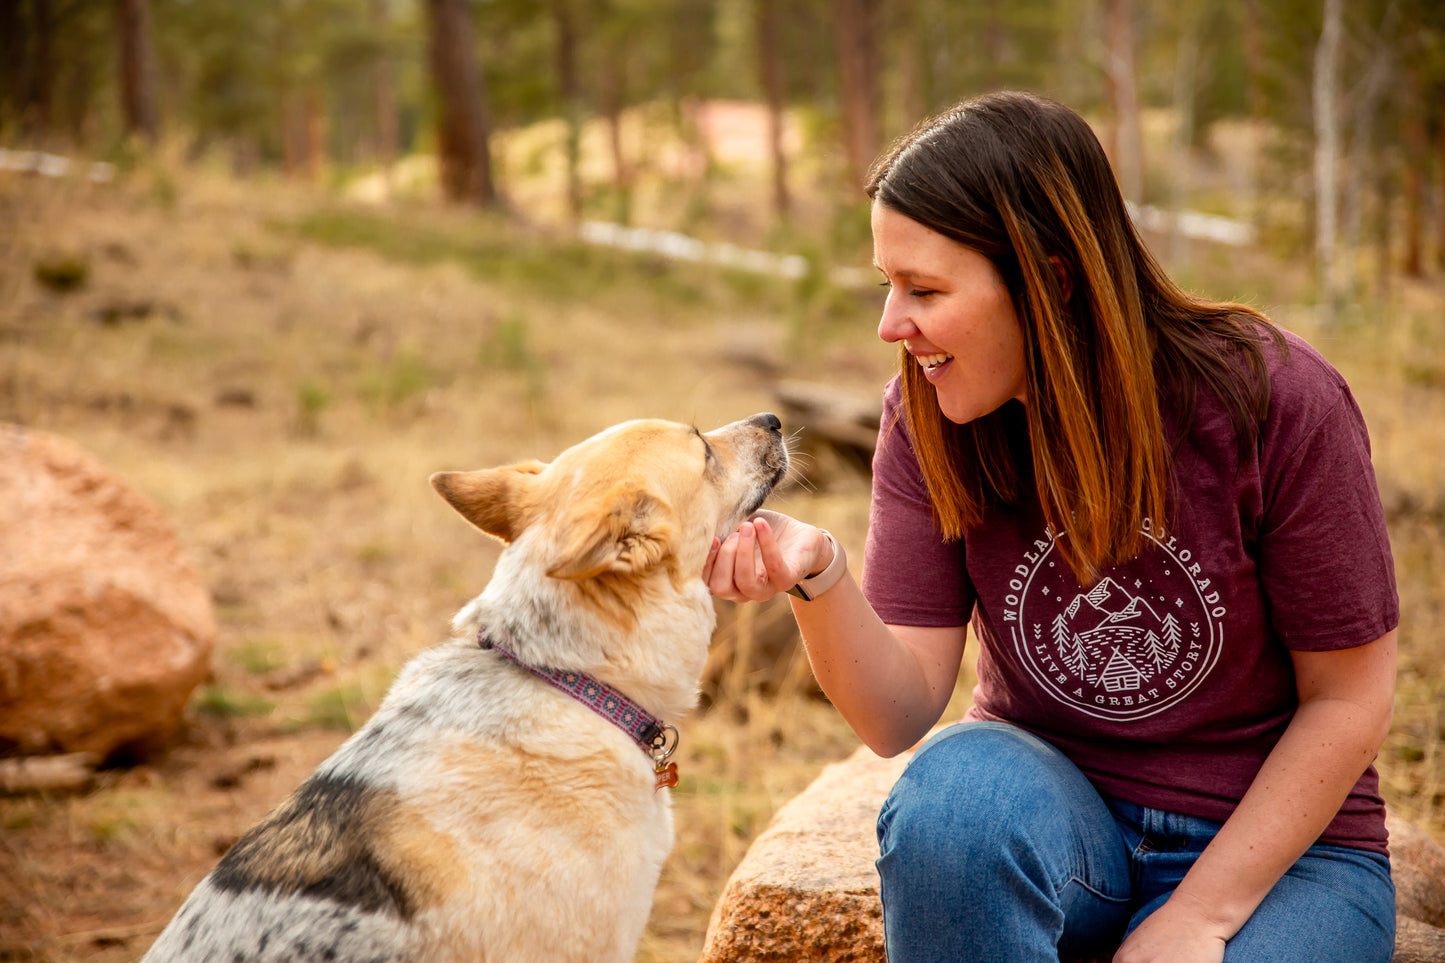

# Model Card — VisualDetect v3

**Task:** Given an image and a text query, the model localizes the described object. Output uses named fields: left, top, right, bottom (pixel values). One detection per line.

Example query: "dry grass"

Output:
left=0, top=108, right=1442, bottom=962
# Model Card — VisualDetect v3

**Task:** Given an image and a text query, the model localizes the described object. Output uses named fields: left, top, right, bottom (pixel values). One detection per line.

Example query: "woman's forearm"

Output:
left=1173, top=698, right=1388, bottom=934
left=789, top=574, right=967, bottom=757
left=1118, top=633, right=1397, bottom=960
left=708, top=514, right=969, bottom=757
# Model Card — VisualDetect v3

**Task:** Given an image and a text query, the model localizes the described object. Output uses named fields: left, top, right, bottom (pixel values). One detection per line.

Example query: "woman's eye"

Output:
left=878, top=279, right=935, bottom=298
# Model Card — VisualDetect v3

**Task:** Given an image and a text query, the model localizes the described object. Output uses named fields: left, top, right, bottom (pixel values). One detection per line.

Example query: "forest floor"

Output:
left=1, top=108, right=1444, bottom=962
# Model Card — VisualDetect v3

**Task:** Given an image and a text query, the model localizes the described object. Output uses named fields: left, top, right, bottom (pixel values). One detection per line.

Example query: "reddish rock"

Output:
left=0, top=425, right=215, bottom=763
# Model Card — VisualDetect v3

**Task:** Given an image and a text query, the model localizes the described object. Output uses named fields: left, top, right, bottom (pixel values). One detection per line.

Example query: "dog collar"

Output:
left=477, top=628, right=680, bottom=790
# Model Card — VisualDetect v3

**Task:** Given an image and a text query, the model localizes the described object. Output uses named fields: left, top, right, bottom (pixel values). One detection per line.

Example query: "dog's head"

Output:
left=430, top=413, right=789, bottom=600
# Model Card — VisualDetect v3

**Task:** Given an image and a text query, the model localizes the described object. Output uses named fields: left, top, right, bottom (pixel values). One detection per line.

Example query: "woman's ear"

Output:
left=1049, top=256, right=1073, bottom=301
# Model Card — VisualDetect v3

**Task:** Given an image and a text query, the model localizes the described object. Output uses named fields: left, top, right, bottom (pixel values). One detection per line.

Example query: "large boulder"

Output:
left=0, top=425, right=215, bottom=764
left=701, top=743, right=1445, bottom=963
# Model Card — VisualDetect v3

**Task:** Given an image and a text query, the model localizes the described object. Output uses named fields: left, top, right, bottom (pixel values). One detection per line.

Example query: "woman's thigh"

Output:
left=1116, top=803, right=1396, bottom=963
left=876, top=721, right=1133, bottom=962
left=1222, top=844, right=1395, bottom=963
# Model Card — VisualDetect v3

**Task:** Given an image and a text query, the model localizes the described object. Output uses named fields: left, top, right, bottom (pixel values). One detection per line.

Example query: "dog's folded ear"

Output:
left=430, top=462, right=546, bottom=543
left=548, top=485, right=676, bottom=582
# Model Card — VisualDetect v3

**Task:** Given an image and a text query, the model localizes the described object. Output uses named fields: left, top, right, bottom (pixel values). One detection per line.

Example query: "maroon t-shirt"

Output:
left=862, top=329, right=1398, bottom=854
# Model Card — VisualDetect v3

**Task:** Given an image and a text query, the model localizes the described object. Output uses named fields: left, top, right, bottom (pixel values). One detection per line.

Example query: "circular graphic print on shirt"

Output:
left=1002, top=521, right=1225, bottom=722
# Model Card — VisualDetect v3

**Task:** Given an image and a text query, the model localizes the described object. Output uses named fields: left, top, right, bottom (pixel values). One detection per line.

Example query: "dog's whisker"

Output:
left=779, top=433, right=819, bottom=493
left=785, top=462, right=818, bottom=493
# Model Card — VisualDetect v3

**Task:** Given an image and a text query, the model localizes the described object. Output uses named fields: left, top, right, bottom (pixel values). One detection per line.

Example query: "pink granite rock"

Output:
left=0, top=425, right=215, bottom=763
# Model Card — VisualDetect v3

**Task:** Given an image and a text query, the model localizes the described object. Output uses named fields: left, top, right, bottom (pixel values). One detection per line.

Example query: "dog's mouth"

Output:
left=738, top=440, right=791, bottom=519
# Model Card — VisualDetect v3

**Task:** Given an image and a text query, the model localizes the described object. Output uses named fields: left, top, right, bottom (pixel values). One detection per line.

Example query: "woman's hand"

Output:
left=703, top=510, right=831, bottom=603
left=1113, top=892, right=1228, bottom=963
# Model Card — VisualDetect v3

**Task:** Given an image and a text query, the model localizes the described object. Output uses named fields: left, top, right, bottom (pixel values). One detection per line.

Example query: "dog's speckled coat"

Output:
left=141, top=414, right=789, bottom=963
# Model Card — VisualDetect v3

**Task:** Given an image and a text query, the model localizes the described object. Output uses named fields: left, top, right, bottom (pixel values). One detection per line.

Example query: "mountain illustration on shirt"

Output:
left=1055, top=578, right=1182, bottom=689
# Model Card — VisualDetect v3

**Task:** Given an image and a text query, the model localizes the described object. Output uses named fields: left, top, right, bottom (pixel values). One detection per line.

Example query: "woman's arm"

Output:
left=1114, top=628, right=1398, bottom=963
left=705, top=512, right=967, bottom=757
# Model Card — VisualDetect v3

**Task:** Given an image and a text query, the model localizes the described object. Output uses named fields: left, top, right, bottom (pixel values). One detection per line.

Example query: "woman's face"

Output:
left=871, top=201, right=1028, bottom=424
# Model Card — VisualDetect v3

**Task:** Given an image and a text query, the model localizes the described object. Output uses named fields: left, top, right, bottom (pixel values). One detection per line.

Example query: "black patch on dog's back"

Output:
left=210, top=774, right=416, bottom=920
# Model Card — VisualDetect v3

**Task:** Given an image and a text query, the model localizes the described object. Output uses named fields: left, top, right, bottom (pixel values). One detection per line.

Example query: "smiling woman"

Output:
left=706, top=90, right=1401, bottom=963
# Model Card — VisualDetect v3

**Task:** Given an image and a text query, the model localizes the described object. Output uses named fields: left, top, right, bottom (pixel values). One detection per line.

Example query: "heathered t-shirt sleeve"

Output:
left=1255, top=339, right=1399, bottom=650
left=861, top=377, right=975, bottom=627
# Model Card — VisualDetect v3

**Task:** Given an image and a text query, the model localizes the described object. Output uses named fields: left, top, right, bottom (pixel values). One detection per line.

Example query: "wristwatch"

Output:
left=787, top=530, right=848, bottom=601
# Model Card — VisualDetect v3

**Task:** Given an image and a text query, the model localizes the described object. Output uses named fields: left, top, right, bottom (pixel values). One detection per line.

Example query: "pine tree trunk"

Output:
left=26, top=0, right=57, bottom=138
left=1105, top=0, right=1143, bottom=203
left=1401, top=95, right=1426, bottom=278
left=755, top=0, right=789, bottom=220
left=371, top=0, right=397, bottom=174
left=599, top=37, right=631, bottom=222
left=426, top=0, right=496, bottom=206
left=303, top=83, right=325, bottom=182
left=833, top=0, right=882, bottom=189
left=552, top=0, right=583, bottom=221
left=1240, top=0, right=1265, bottom=224
left=1436, top=102, right=1445, bottom=273
left=115, top=0, right=158, bottom=143
left=1313, top=0, right=1344, bottom=318
left=1, top=0, right=24, bottom=129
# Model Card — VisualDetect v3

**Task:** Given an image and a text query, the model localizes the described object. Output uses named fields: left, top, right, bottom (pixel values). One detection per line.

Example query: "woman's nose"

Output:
left=876, top=293, right=918, bottom=344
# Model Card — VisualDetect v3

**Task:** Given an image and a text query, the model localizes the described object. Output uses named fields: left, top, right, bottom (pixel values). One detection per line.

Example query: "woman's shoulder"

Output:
left=1263, top=326, right=1348, bottom=388
left=1258, top=326, right=1355, bottom=435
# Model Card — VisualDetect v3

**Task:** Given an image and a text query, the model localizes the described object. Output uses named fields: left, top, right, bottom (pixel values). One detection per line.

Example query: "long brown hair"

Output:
left=866, top=91, right=1282, bottom=585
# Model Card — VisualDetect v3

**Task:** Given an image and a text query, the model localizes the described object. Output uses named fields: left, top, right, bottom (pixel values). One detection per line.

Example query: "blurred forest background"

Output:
left=4, top=0, right=1445, bottom=290
left=3, top=1, right=1445, bottom=961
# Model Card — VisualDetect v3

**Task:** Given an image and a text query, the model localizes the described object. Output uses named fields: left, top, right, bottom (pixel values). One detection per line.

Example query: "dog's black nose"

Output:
left=751, top=412, right=783, bottom=433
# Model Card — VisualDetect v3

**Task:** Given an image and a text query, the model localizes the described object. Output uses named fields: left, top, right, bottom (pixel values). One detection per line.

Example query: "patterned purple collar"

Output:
left=477, top=628, right=680, bottom=789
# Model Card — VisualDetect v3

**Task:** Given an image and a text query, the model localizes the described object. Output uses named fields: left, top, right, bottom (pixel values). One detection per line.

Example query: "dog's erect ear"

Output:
left=548, top=486, right=675, bottom=582
left=430, top=461, right=546, bottom=543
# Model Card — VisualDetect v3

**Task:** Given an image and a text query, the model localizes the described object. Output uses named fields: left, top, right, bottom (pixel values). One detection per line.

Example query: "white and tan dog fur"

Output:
left=141, top=413, right=790, bottom=963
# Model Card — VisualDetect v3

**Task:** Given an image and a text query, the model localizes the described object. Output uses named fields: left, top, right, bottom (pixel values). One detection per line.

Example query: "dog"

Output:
left=141, top=413, right=790, bottom=963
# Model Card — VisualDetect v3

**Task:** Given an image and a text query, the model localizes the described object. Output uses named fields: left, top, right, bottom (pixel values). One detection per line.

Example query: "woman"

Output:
left=705, top=91, right=1397, bottom=963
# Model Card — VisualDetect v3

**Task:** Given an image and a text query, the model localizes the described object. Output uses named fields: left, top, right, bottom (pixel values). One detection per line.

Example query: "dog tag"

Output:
left=654, top=762, right=679, bottom=790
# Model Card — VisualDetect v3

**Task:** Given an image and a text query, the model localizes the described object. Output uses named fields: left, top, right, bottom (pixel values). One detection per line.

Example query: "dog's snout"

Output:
left=749, top=412, right=783, bottom=434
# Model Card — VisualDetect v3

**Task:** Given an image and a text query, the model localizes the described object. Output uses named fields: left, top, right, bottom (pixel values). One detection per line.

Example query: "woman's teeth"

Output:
left=916, top=353, right=952, bottom=370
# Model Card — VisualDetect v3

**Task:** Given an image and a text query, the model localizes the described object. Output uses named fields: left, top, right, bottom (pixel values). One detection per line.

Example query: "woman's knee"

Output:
left=877, top=722, right=1108, bottom=866
left=876, top=722, right=1132, bottom=957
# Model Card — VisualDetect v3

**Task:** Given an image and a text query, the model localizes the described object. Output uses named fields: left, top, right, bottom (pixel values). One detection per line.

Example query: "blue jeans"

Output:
left=876, top=722, right=1395, bottom=962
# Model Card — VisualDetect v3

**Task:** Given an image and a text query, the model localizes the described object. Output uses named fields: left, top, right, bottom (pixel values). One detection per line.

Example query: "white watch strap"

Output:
left=787, top=530, right=847, bottom=601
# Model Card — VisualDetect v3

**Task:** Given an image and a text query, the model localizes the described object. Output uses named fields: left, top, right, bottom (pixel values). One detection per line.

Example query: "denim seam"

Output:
left=1058, top=872, right=1130, bottom=905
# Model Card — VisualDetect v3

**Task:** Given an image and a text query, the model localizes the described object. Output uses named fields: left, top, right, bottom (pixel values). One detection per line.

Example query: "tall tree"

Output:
left=1105, top=0, right=1143, bottom=203
left=551, top=0, right=583, bottom=221
left=426, top=0, right=496, bottom=205
left=116, top=0, right=159, bottom=143
left=1400, top=64, right=1428, bottom=278
left=755, top=0, right=790, bottom=220
left=0, top=0, right=24, bottom=132
left=22, top=0, right=58, bottom=139
left=832, top=0, right=882, bottom=189
left=1313, top=0, right=1344, bottom=316
left=371, top=0, right=398, bottom=173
